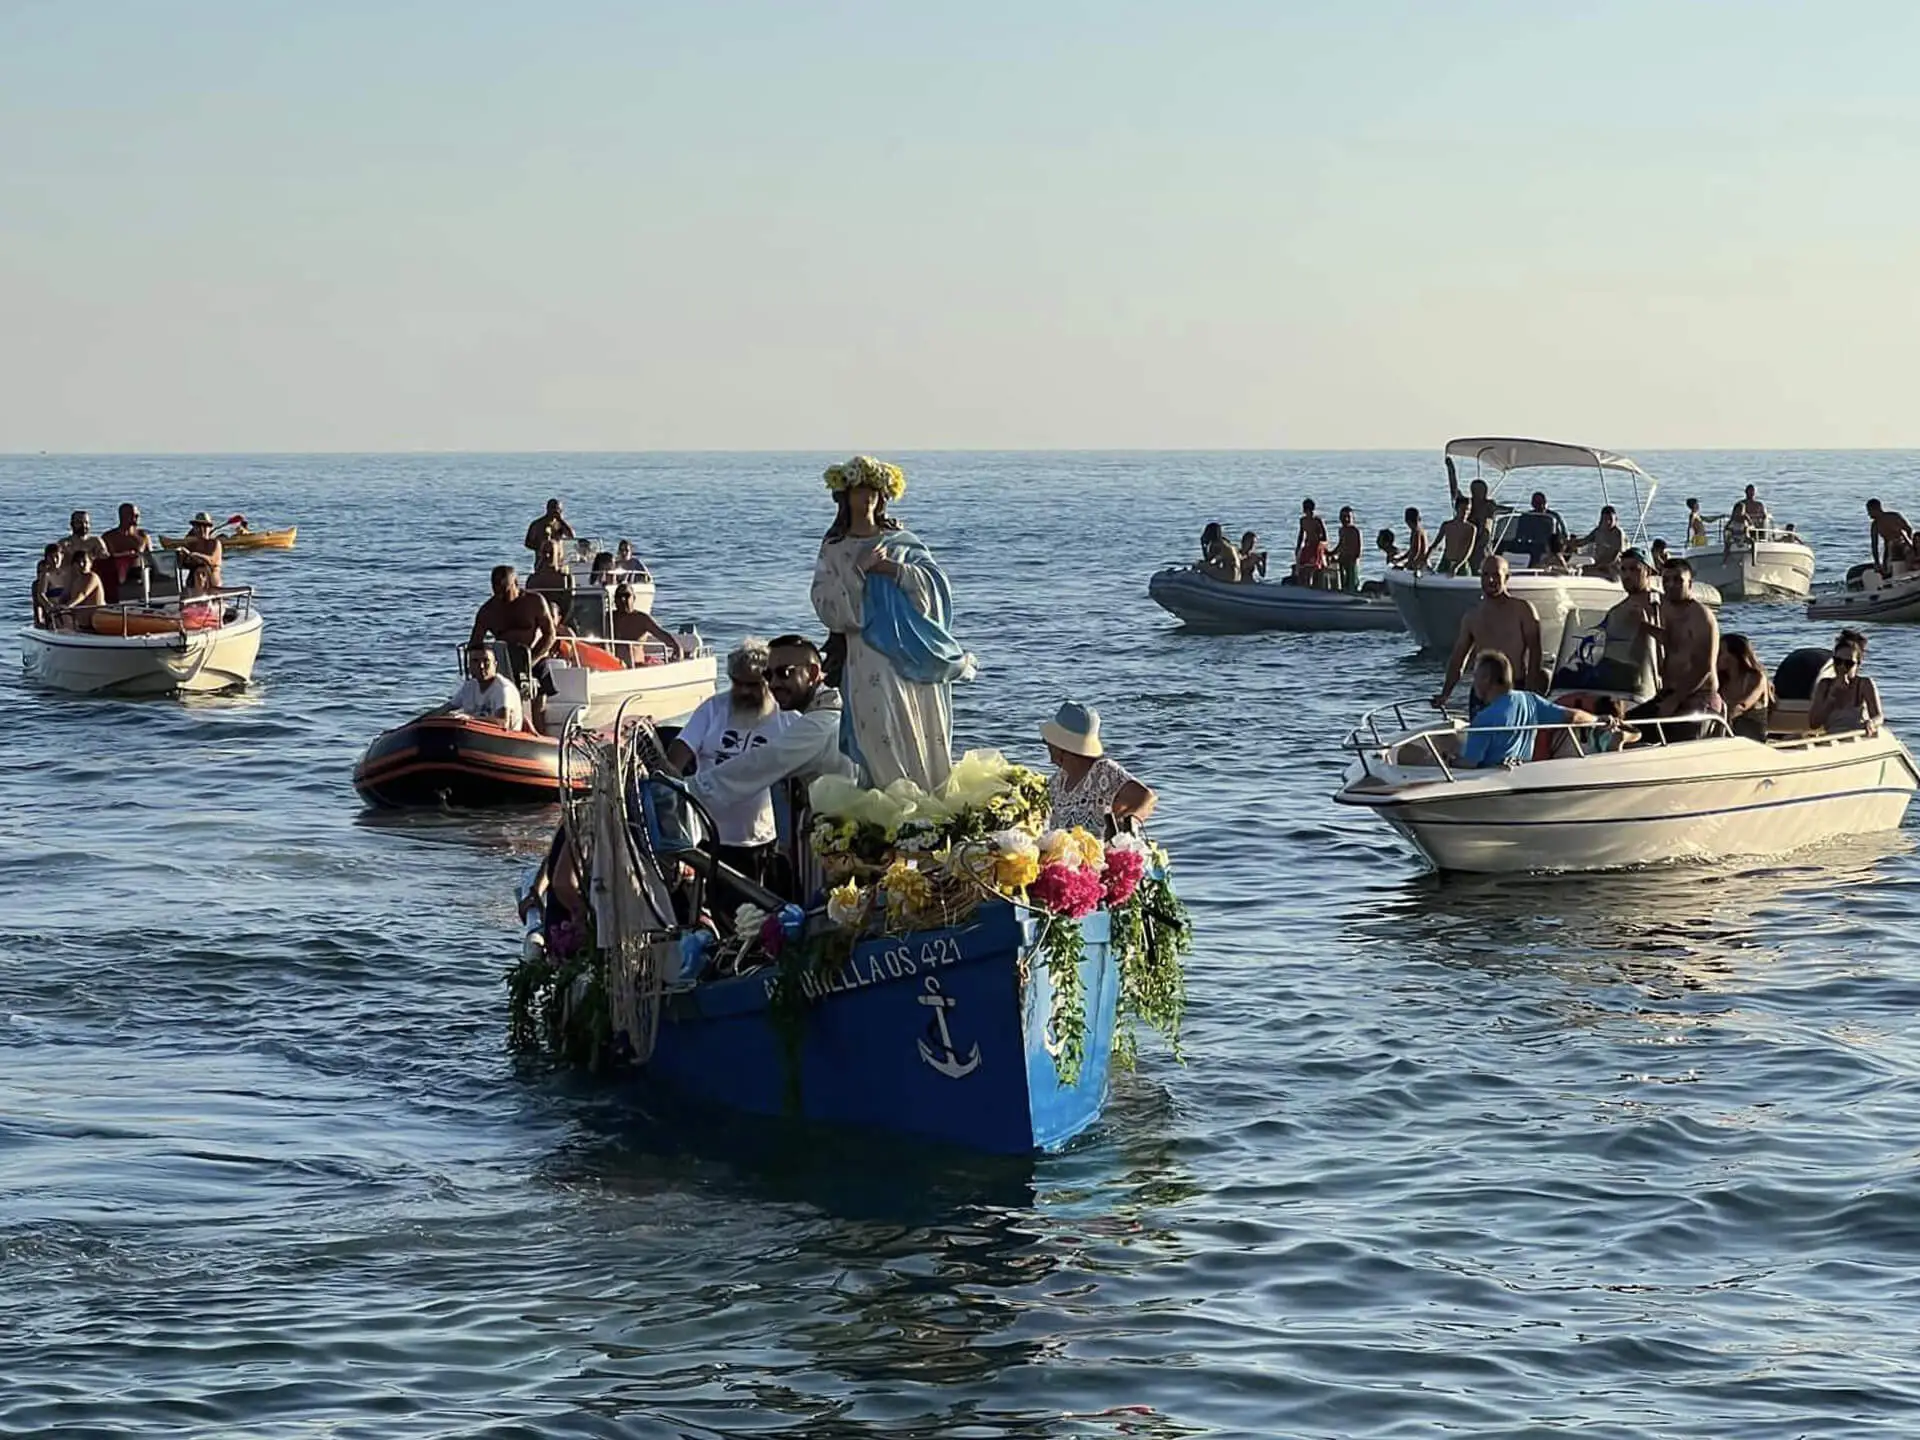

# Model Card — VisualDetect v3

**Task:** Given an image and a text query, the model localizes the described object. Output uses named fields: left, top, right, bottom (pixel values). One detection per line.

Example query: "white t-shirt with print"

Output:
left=678, top=697, right=796, bottom=846
left=448, top=674, right=524, bottom=731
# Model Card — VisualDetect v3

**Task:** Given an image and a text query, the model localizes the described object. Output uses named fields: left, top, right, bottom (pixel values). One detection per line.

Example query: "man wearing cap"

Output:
left=176, top=512, right=224, bottom=596
left=684, top=635, right=856, bottom=899
left=1042, top=701, right=1157, bottom=835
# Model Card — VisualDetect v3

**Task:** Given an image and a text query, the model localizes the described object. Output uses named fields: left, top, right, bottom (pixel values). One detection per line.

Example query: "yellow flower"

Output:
left=826, top=881, right=868, bottom=928
left=882, top=859, right=933, bottom=915
left=1069, top=827, right=1105, bottom=871
left=823, top=455, right=907, bottom=501
left=993, top=849, right=1040, bottom=891
left=1038, top=829, right=1077, bottom=869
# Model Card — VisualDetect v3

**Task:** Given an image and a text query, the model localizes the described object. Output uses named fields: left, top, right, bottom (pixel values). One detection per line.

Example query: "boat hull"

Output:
left=631, top=903, right=1119, bottom=1154
left=354, top=714, right=578, bottom=807
left=1148, top=567, right=1404, bottom=632
left=1809, top=572, right=1920, bottom=623
left=1384, top=569, right=1625, bottom=652
left=160, top=527, right=296, bottom=551
left=1339, top=731, right=1918, bottom=874
left=1684, top=540, right=1815, bottom=600
left=18, top=614, right=263, bottom=695
left=546, top=651, right=718, bottom=731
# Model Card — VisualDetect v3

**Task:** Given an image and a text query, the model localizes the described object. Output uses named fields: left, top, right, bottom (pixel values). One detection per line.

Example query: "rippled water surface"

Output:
left=7, top=452, right=1920, bottom=1437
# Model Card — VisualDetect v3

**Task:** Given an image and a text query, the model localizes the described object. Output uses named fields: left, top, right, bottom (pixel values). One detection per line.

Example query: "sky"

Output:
left=3, top=0, right=1919, bottom=452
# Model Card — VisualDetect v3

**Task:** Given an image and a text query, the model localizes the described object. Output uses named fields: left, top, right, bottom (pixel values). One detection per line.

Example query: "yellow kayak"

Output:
left=161, top=525, right=297, bottom=551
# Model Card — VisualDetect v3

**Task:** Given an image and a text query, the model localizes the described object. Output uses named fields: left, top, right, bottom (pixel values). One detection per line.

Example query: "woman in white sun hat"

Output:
left=1041, top=701, right=1158, bottom=837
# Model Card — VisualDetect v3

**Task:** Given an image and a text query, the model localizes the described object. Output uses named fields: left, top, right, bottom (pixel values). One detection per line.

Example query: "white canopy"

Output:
left=1444, top=437, right=1651, bottom=481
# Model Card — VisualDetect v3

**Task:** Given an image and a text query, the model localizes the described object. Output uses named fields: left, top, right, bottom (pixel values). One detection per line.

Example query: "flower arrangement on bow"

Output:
left=1101, top=832, right=1149, bottom=905
left=826, top=879, right=871, bottom=928
left=1029, top=828, right=1108, bottom=920
left=880, top=858, right=935, bottom=924
left=823, top=455, right=907, bottom=501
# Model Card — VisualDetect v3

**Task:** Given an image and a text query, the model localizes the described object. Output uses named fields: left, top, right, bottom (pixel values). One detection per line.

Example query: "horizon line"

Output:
left=7, top=445, right=1920, bottom=459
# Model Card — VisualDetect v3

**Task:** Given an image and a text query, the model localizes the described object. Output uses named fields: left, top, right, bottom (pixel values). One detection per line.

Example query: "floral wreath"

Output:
left=823, top=455, right=907, bottom=502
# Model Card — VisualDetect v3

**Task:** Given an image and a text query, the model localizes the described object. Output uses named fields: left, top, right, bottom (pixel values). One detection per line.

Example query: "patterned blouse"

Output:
left=1047, top=757, right=1135, bottom=834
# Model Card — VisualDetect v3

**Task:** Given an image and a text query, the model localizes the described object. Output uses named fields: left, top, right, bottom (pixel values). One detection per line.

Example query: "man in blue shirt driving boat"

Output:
left=1459, top=651, right=1611, bottom=769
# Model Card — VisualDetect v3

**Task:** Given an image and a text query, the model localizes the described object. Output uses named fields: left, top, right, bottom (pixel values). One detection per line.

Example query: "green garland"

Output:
left=764, top=925, right=855, bottom=1110
left=1037, top=916, right=1088, bottom=1086
left=1108, top=868, right=1192, bottom=1070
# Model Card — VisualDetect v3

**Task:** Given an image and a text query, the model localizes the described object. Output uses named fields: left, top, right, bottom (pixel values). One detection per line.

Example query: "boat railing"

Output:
left=42, top=584, right=256, bottom=632
left=1343, top=698, right=1734, bottom=784
left=1697, top=517, right=1803, bottom=550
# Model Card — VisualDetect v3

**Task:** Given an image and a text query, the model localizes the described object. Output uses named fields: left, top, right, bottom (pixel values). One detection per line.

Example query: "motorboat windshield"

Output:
left=1446, top=436, right=1657, bottom=548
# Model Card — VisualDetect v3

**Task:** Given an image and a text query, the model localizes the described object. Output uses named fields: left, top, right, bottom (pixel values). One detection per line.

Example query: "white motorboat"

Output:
left=20, top=557, right=263, bottom=696
left=542, top=637, right=717, bottom=731
left=1685, top=519, right=1816, bottom=600
left=1808, top=561, right=1920, bottom=623
left=556, top=536, right=656, bottom=614
left=1148, top=566, right=1404, bottom=632
left=1334, top=697, right=1917, bottom=875
left=1387, top=438, right=1658, bottom=651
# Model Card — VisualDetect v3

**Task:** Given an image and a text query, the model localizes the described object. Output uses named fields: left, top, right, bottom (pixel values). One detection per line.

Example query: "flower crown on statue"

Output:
left=823, top=455, right=907, bottom=502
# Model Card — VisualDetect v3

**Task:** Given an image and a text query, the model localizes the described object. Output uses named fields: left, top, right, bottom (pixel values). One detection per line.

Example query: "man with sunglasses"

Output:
left=1809, top=630, right=1883, bottom=736
left=685, top=634, right=856, bottom=897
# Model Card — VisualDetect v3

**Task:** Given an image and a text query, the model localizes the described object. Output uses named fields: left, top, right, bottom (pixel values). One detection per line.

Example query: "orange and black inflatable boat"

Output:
left=352, top=713, right=584, bottom=808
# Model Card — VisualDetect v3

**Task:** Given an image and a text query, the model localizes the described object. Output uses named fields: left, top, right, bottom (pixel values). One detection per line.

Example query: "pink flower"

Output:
left=1102, top=846, right=1147, bottom=905
left=1030, top=860, right=1104, bottom=919
left=759, top=912, right=787, bottom=959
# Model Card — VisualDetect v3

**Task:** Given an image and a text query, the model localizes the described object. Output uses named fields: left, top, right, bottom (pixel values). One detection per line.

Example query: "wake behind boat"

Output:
left=1148, top=565, right=1403, bottom=632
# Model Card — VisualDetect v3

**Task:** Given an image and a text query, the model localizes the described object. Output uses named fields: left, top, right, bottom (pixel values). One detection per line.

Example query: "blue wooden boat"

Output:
left=640, top=902, right=1118, bottom=1154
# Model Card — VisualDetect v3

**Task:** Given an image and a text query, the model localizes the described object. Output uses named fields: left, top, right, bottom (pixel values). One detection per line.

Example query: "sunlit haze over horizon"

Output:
left=5, top=0, right=1919, bottom=453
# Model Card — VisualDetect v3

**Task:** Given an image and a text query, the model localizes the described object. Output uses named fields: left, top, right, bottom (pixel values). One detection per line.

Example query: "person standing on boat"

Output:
left=1402, top=506, right=1431, bottom=573
left=1634, top=559, right=1721, bottom=739
left=668, top=638, right=795, bottom=886
left=1596, top=550, right=1662, bottom=697
left=686, top=635, right=857, bottom=900
left=100, top=503, right=152, bottom=604
left=1867, top=499, right=1915, bottom=575
left=1457, top=652, right=1610, bottom=769
left=1505, top=492, right=1567, bottom=569
left=57, top=510, right=110, bottom=568
left=471, top=564, right=560, bottom=727
left=612, top=538, right=646, bottom=578
left=1294, top=500, right=1330, bottom=588
left=1446, top=459, right=1502, bottom=565
left=1433, top=555, right=1544, bottom=714
left=811, top=456, right=972, bottom=794
left=1042, top=702, right=1158, bottom=836
left=1685, top=498, right=1710, bottom=548
left=1433, top=497, right=1477, bottom=577
left=1333, top=507, right=1364, bottom=592
left=445, top=643, right=526, bottom=732
left=524, top=498, right=575, bottom=555
left=1809, top=630, right=1883, bottom=736
left=526, top=538, right=574, bottom=625
left=1574, top=505, right=1625, bottom=580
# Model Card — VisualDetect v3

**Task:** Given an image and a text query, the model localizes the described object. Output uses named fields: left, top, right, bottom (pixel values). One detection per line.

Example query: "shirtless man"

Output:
left=608, top=582, right=688, bottom=663
left=1434, top=496, right=1477, bottom=576
left=1867, top=498, right=1915, bottom=575
left=1294, top=500, right=1329, bottom=588
left=175, top=512, right=224, bottom=596
left=1637, top=559, right=1721, bottom=738
left=57, top=549, right=106, bottom=625
left=471, top=564, right=560, bottom=725
left=1596, top=549, right=1662, bottom=694
left=1433, top=555, right=1544, bottom=713
left=1725, top=485, right=1768, bottom=556
left=1574, top=504, right=1625, bottom=579
left=58, top=510, right=110, bottom=567
left=1402, top=506, right=1430, bottom=573
left=1332, top=506, right=1364, bottom=592
left=101, top=502, right=152, bottom=603
left=1446, top=458, right=1502, bottom=564
left=524, top=498, right=576, bottom=555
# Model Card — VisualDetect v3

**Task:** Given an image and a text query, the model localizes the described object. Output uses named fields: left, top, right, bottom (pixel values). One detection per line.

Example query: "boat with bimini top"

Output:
left=1388, top=438, right=1658, bottom=651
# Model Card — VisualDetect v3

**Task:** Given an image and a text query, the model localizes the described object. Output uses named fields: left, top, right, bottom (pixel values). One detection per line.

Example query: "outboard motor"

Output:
left=1769, top=646, right=1833, bottom=738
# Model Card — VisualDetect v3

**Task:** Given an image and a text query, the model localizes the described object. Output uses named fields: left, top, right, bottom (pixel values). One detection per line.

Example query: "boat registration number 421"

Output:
left=761, top=930, right=972, bottom=1001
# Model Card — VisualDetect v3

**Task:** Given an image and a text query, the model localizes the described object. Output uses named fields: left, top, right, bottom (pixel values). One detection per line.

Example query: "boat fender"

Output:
left=521, top=932, right=546, bottom=968
left=559, top=638, right=624, bottom=672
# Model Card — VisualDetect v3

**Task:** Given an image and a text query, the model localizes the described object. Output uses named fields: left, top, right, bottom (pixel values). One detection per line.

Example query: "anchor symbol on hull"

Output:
left=916, top=976, right=981, bottom=1079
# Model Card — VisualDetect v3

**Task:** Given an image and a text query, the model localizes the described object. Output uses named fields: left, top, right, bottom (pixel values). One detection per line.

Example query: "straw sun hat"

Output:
left=1040, top=701, right=1103, bottom=758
